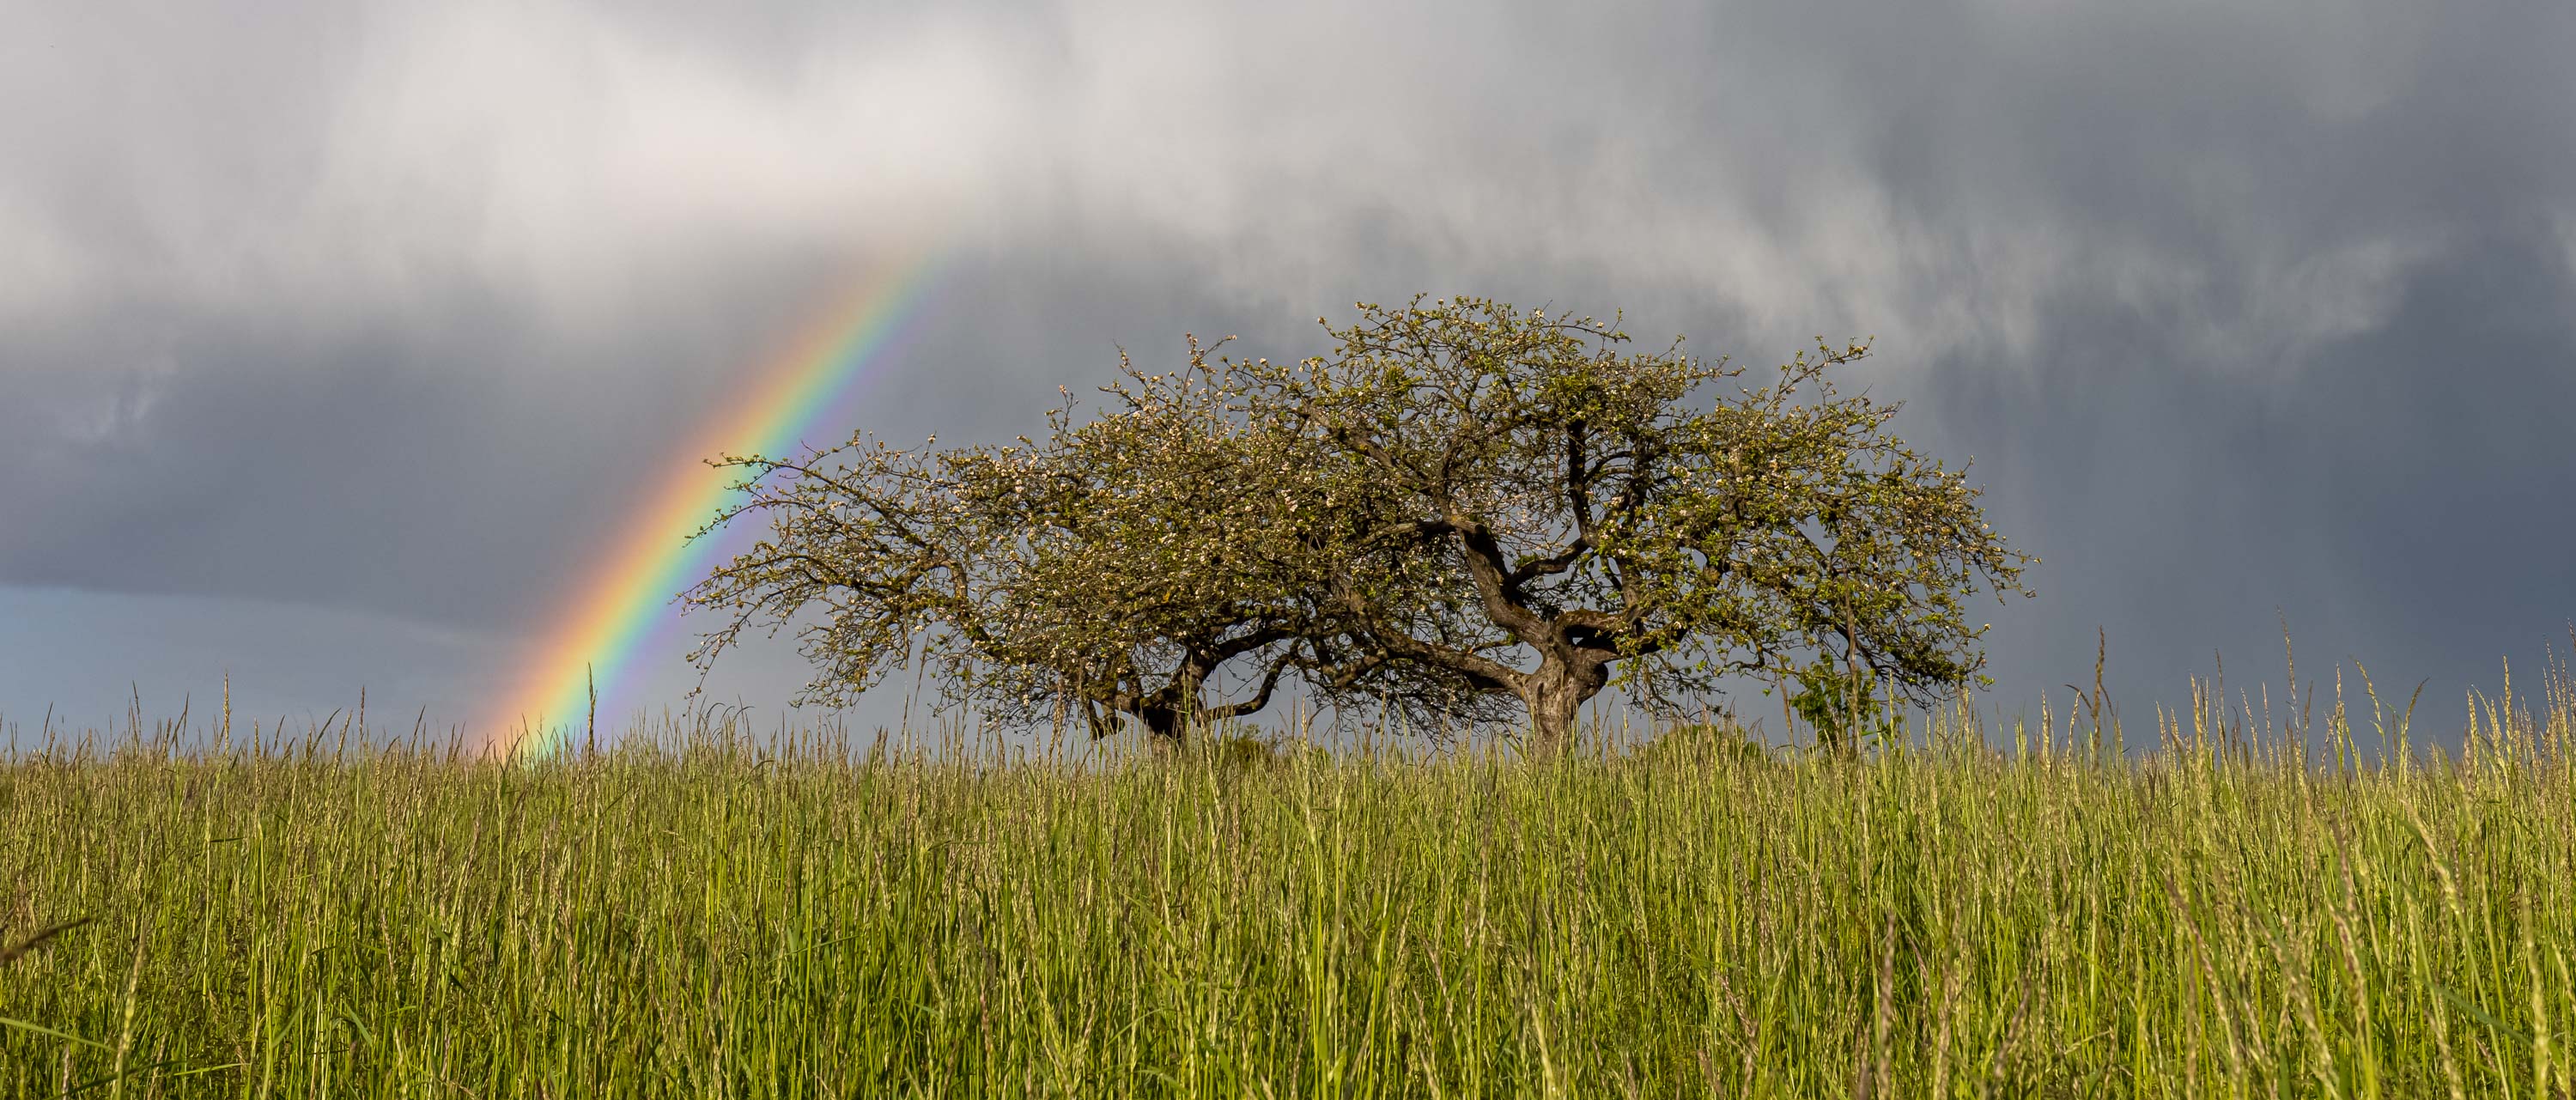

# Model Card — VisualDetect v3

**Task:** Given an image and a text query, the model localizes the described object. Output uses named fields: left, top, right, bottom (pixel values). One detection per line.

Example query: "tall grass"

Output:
left=2, top=659, right=2572, bottom=1097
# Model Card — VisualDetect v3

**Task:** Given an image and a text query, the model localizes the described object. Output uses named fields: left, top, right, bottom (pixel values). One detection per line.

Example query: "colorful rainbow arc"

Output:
left=484, top=251, right=950, bottom=755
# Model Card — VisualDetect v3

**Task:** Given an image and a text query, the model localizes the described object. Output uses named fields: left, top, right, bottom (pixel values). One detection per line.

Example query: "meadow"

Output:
left=3, top=662, right=2572, bottom=1098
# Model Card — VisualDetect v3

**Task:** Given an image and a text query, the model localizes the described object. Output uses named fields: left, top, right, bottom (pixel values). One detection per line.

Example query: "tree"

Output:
left=1246, top=297, right=2033, bottom=755
left=683, top=298, right=2031, bottom=756
left=680, top=338, right=1492, bottom=744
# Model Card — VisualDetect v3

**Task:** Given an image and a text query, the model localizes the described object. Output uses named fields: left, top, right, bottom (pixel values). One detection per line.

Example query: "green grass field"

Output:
left=3, top=667, right=2571, bottom=1097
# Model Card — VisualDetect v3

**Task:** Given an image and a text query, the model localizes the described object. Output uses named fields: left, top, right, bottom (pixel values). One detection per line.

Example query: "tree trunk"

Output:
left=1134, top=659, right=1214, bottom=746
left=1138, top=704, right=1186, bottom=744
left=1519, top=658, right=1607, bottom=758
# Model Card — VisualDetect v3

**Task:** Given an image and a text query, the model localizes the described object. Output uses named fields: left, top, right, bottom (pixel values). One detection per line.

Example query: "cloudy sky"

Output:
left=4, top=0, right=2571, bottom=746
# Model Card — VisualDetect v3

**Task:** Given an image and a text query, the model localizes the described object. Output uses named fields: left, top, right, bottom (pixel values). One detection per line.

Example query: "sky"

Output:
left=4, top=0, right=2573, bottom=748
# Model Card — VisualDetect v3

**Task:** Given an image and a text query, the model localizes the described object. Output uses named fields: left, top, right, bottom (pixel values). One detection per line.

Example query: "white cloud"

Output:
left=41, top=357, right=174, bottom=446
left=0, top=195, right=94, bottom=327
left=310, top=4, right=1039, bottom=321
left=0, top=0, right=2543, bottom=381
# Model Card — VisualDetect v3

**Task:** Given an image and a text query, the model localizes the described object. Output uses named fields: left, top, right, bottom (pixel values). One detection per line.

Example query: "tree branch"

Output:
left=1204, top=649, right=1298, bottom=722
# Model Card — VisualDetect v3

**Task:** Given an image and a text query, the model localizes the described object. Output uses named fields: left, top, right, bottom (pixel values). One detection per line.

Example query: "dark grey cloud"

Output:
left=5, top=0, right=2572, bottom=740
left=1933, top=229, right=2576, bottom=729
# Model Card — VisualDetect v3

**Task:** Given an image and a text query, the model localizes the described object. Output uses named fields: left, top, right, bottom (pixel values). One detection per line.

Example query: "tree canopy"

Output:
left=684, top=297, right=2032, bottom=753
left=682, top=337, right=1498, bottom=744
left=1249, top=297, right=2033, bottom=751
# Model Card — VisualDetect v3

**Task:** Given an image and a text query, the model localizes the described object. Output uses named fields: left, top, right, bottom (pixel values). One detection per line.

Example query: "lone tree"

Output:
left=1246, top=297, right=2033, bottom=754
left=683, top=297, right=2028, bottom=754
left=681, top=339, right=1487, bottom=744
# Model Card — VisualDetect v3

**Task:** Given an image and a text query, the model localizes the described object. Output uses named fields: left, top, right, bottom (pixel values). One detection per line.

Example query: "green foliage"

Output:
left=1210, top=732, right=1285, bottom=770
left=1630, top=720, right=1778, bottom=768
left=1787, top=656, right=1901, bottom=752
left=683, top=337, right=1484, bottom=744
left=686, top=295, right=2032, bottom=752
left=1249, top=296, right=2033, bottom=751
left=3, top=694, right=2573, bottom=1097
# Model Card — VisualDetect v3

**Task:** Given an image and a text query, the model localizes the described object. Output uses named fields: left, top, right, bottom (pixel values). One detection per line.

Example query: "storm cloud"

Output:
left=5, top=0, right=2572, bottom=739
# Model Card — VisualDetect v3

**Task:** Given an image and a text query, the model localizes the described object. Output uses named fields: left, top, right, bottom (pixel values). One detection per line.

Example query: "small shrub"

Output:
left=1789, top=657, right=1902, bottom=751
left=1213, top=732, right=1283, bottom=770
left=1633, top=721, right=1775, bottom=768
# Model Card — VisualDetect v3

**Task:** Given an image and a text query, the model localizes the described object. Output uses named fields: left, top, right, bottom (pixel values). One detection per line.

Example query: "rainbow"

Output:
left=484, top=250, right=950, bottom=755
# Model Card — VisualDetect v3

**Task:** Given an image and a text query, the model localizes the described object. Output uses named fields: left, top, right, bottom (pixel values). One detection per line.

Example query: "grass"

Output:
left=1, top=659, right=2572, bottom=1097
